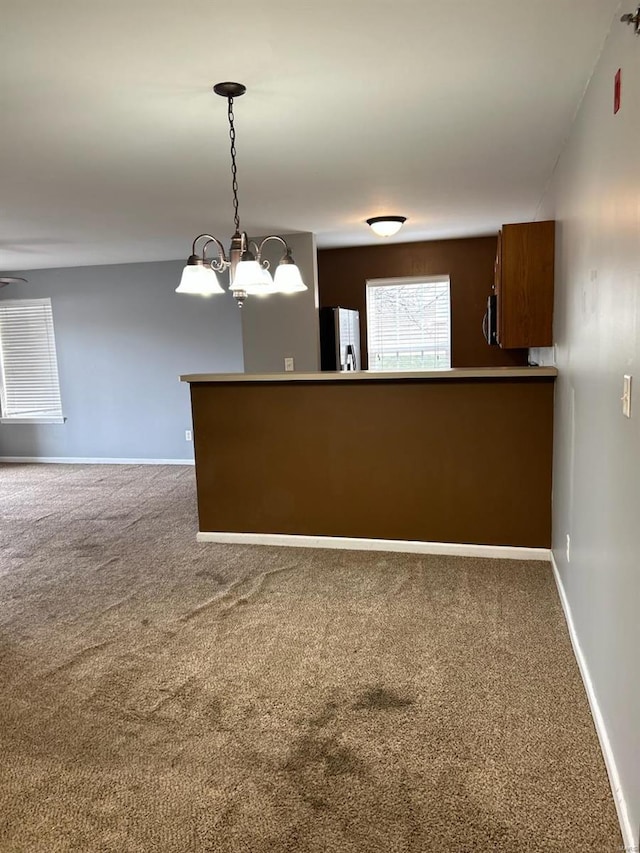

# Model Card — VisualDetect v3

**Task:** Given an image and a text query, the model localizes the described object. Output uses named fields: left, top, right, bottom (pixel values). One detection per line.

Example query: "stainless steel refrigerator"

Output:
left=319, top=307, right=361, bottom=371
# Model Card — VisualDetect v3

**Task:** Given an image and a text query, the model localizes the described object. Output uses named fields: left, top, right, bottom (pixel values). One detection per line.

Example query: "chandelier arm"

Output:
left=247, top=240, right=267, bottom=266
left=191, top=233, right=226, bottom=258
left=255, top=234, right=290, bottom=263
left=201, top=236, right=230, bottom=268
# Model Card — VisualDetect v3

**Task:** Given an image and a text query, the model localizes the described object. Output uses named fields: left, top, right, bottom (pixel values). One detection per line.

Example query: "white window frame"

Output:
left=365, top=275, right=452, bottom=372
left=0, top=297, right=65, bottom=424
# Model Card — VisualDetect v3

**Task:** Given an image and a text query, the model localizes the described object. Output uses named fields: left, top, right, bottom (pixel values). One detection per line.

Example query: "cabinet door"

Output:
left=499, top=221, right=554, bottom=349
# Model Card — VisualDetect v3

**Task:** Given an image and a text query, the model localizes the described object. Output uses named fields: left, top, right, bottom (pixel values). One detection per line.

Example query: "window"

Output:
left=0, top=298, right=64, bottom=423
left=366, top=276, right=451, bottom=371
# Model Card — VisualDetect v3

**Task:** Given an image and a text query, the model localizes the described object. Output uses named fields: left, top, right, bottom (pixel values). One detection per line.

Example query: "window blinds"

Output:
left=0, top=298, right=63, bottom=419
left=366, top=279, right=451, bottom=371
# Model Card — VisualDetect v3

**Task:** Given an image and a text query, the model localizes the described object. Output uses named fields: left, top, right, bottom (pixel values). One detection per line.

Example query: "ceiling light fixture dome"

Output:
left=0, top=276, right=28, bottom=288
left=366, top=216, right=407, bottom=238
left=177, top=82, right=307, bottom=307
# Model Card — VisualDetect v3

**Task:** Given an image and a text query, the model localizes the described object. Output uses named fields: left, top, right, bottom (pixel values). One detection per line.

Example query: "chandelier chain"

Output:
left=228, top=97, right=241, bottom=234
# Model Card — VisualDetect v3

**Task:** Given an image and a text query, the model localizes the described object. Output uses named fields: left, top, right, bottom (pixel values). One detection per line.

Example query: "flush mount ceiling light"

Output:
left=0, top=276, right=28, bottom=288
left=366, top=216, right=407, bottom=238
left=177, top=82, right=307, bottom=307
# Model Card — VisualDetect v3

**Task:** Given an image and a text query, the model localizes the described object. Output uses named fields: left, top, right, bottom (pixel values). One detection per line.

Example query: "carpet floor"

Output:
left=0, top=463, right=621, bottom=852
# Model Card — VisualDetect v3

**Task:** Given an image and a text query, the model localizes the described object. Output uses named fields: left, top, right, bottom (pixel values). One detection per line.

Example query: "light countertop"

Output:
left=180, top=366, right=558, bottom=383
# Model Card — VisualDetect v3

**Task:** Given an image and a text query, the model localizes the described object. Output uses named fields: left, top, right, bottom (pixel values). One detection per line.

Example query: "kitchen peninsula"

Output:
left=181, top=367, right=557, bottom=550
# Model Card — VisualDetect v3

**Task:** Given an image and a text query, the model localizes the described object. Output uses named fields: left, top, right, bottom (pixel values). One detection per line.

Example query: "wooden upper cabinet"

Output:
left=496, top=220, right=555, bottom=349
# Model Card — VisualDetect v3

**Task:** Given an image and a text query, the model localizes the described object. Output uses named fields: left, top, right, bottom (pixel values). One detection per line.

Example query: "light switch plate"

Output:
left=284, top=357, right=294, bottom=372
left=623, top=375, right=632, bottom=418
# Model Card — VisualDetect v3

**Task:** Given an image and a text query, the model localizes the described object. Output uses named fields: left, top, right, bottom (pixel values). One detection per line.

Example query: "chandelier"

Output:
left=176, top=82, right=307, bottom=308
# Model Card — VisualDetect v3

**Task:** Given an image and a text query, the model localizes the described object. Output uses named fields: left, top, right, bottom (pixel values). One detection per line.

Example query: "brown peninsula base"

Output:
left=184, top=370, right=555, bottom=549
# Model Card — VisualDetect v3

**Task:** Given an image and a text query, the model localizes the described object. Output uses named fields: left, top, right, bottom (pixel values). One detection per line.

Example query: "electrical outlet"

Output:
left=566, top=534, right=571, bottom=563
left=284, top=357, right=294, bottom=372
left=622, top=375, right=632, bottom=418
left=185, top=430, right=192, bottom=442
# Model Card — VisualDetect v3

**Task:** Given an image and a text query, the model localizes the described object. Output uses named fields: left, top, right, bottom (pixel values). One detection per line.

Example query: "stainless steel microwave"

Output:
left=483, top=294, right=498, bottom=346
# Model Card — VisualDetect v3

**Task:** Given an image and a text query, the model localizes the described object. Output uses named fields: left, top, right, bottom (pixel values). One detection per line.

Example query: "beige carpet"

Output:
left=0, top=463, right=621, bottom=852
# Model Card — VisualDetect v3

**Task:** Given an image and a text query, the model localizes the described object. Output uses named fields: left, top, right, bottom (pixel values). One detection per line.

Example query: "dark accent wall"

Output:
left=317, top=236, right=528, bottom=369
left=191, top=376, right=554, bottom=547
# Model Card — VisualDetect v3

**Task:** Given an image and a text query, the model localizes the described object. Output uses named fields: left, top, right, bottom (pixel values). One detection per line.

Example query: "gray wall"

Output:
left=534, top=16, right=640, bottom=844
left=241, top=232, right=320, bottom=373
left=0, top=260, right=244, bottom=460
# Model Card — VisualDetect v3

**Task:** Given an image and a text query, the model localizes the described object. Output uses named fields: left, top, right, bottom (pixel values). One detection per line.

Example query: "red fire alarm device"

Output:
left=614, top=68, right=622, bottom=114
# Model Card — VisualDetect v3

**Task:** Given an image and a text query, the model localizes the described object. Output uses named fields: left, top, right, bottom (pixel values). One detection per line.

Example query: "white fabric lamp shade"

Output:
left=176, top=264, right=224, bottom=295
left=273, top=262, right=307, bottom=294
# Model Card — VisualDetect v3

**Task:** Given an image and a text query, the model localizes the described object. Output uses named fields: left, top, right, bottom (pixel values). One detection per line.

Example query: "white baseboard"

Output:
left=0, top=456, right=195, bottom=466
left=196, top=531, right=550, bottom=561
left=550, top=552, right=634, bottom=849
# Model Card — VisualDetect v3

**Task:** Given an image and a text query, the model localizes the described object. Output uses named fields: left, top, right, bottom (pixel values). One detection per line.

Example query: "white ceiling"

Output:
left=1, top=0, right=619, bottom=270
